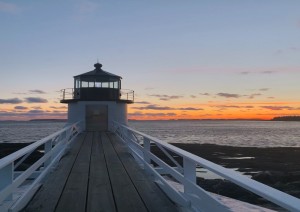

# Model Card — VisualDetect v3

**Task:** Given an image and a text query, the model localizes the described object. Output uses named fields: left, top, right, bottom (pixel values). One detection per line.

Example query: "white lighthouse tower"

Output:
left=60, top=62, right=134, bottom=131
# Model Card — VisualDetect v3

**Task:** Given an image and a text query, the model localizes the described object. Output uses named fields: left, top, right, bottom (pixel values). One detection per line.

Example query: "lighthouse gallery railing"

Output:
left=113, top=121, right=300, bottom=212
left=60, top=88, right=134, bottom=102
left=0, top=121, right=83, bottom=211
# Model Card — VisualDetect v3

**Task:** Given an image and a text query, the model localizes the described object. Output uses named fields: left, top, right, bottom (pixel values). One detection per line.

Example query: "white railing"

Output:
left=0, top=121, right=83, bottom=212
left=120, top=89, right=134, bottom=102
left=60, top=88, right=76, bottom=100
left=60, top=88, right=134, bottom=102
left=113, top=121, right=300, bottom=212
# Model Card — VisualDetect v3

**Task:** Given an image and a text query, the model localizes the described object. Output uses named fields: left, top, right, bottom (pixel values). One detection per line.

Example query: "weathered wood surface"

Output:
left=24, top=131, right=178, bottom=212
left=87, top=132, right=116, bottom=212
left=108, top=132, right=178, bottom=212
left=24, top=133, right=86, bottom=212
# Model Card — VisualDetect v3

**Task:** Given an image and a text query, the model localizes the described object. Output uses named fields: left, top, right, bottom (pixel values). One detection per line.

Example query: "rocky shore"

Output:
left=153, top=143, right=300, bottom=210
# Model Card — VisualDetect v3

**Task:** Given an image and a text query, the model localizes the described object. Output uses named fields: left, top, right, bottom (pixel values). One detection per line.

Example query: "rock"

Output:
left=252, top=171, right=284, bottom=185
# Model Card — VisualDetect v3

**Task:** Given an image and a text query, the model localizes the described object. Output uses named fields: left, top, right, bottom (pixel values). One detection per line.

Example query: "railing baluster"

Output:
left=143, top=137, right=151, bottom=164
left=183, top=158, right=196, bottom=194
left=0, top=163, right=13, bottom=201
left=44, top=140, right=52, bottom=168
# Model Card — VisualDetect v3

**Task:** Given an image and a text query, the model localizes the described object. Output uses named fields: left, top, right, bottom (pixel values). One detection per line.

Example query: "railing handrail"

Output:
left=0, top=122, right=79, bottom=169
left=60, top=88, right=134, bottom=102
left=0, top=121, right=83, bottom=211
left=113, top=121, right=300, bottom=211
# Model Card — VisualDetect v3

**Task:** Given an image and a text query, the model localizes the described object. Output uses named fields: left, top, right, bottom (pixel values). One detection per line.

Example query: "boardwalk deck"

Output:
left=24, top=132, right=178, bottom=212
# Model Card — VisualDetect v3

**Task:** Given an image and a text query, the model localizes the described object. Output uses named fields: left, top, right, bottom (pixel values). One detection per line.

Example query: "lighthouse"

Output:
left=60, top=63, right=134, bottom=131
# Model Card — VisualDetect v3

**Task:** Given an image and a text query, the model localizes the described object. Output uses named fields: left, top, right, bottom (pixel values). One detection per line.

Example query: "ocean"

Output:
left=0, top=120, right=299, bottom=147
left=0, top=121, right=65, bottom=143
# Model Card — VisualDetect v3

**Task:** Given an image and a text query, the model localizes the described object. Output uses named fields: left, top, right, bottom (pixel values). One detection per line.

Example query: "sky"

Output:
left=0, top=0, right=300, bottom=121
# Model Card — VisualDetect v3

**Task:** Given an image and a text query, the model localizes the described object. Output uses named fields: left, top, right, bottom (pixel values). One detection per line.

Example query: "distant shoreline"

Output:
left=129, top=119, right=267, bottom=121
left=271, top=116, right=300, bottom=121
left=0, top=119, right=67, bottom=122
left=1, top=117, right=300, bottom=122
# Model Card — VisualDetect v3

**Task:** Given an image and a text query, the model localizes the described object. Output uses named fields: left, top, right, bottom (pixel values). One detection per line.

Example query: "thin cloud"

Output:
left=199, top=93, right=210, bottom=96
left=297, top=20, right=300, bottom=28
left=149, top=94, right=183, bottom=101
left=74, top=0, right=100, bottom=21
left=0, top=98, right=23, bottom=104
left=290, top=47, right=300, bottom=52
left=259, top=88, right=269, bottom=91
left=52, top=110, right=67, bottom=113
left=32, top=106, right=42, bottom=109
left=78, top=0, right=99, bottom=14
left=214, top=105, right=240, bottom=109
left=134, top=101, right=151, bottom=104
left=50, top=106, right=67, bottom=109
left=261, top=71, right=276, bottom=74
left=13, top=92, right=27, bottom=95
left=240, top=71, right=250, bottom=75
left=14, top=106, right=28, bottom=110
left=132, top=104, right=173, bottom=110
left=0, top=2, right=20, bottom=13
left=29, top=89, right=46, bottom=94
left=217, top=93, right=241, bottom=98
left=260, top=106, right=296, bottom=111
left=128, top=112, right=144, bottom=117
left=248, top=93, right=262, bottom=99
left=212, top=105, right=254, bottom=110
left=275, top=47, right=300, bottom=55
left=0, top=111, right=67, bottom=120
left=28, top=110, right=45, bottom=114
left=128, top=112, right=177, bottom=118
left=178, top=107, right=203, bottom=111
left=145, top=113, right=176, bottom=117
left=25, top=97, right=48, bottom=103
left=190, top=95, right=196, bottom=98
left=132, top=104, right=203, bottom=111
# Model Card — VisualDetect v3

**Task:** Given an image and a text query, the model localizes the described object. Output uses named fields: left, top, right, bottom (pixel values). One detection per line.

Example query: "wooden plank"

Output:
left=87, top=132, right=116, bottom=212
left=108, top=132, right=179, bottom=212
left=24, top=133, right=86, bottom=212
left=55, top=132, right=93, bottom=212
left=101, top=132, right=147, bottom=212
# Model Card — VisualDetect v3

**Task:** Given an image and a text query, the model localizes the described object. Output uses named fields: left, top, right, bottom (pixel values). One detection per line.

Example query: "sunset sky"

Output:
left=0, top=1, right=300, bottom=121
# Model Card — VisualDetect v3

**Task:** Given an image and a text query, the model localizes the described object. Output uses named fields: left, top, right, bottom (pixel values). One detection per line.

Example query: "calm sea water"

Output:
left=129, top=120, right=300, bottom=147
left=0, top=120, right=299, bottom=147
left=0, top=121, right=65, bottom=143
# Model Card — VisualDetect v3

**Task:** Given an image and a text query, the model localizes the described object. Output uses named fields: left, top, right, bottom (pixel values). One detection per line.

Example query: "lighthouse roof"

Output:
left=74, top=63, right=122, bottom=79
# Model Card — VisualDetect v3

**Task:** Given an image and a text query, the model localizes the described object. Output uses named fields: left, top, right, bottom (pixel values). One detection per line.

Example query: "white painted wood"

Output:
left=0, top=121, right=83, bottom=210
left=113, top=121, right=300, bottom=212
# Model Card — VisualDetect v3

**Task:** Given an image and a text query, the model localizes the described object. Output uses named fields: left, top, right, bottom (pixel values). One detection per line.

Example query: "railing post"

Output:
left=44, top=140, right=52, bottom=168
left=143, top=137, right=151, bottom=164
left=183, top=158, right=196, bottom=194
left=0, top=163, right=13, bottom=200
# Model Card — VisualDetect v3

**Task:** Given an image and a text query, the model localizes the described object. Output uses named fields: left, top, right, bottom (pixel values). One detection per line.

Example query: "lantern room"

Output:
left=60, top=63, right=134, bottom=131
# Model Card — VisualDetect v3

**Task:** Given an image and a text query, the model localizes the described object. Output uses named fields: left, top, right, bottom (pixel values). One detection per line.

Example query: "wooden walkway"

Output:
left=24, top=132, right=178, bottom=212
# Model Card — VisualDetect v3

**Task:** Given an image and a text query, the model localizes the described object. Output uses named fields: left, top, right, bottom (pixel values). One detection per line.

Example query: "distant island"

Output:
left=271, top=116, right=300, bottom=121
left=29, top=119, right=67, bottom=122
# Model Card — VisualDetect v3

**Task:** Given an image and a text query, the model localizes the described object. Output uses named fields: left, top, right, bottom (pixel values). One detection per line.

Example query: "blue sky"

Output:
left=0, top=1, right=300, bottom=120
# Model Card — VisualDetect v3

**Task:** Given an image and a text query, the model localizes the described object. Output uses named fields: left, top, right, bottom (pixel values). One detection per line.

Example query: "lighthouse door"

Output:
left=86, top=105, right=108, bottom=131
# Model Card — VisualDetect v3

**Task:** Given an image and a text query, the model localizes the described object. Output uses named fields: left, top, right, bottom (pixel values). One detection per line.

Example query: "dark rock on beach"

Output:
left=0, top=143, right=44, bottom=170
left=152, top=143, right=300, bottom=210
